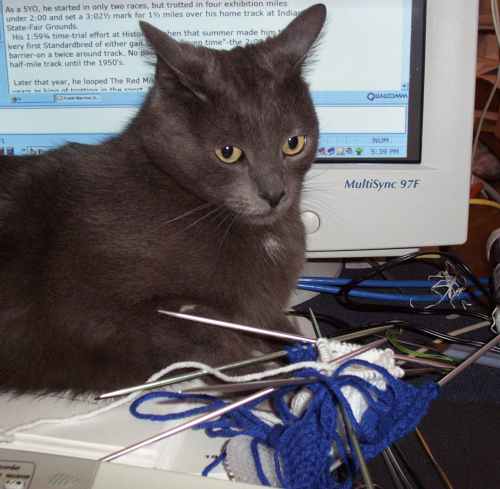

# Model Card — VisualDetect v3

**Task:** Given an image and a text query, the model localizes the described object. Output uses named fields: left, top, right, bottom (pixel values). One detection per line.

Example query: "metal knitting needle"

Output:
left=100, top=386, right=275, bottom=462
left=339, top=404, right=375, bottom=489
left=414, top=428, right=454, bottom=489
left=331, top=337, right=388, bottom=364
left=393, top=354, right=454, bottom=370
left=402, top=368, right=439, bottom=377
left=382, top=450, right=407, bottom=489
left=438, top=333, right=500, bottom=386
left=158, top=309, right=317, bottom=344
left=182, top=337, right=388, bottom=395
left=308, top=307, right=322, bottom=339
left=384, top=446, right=417, bottom=489
left=98, top=316, right=389, bottom=400
left=332, top=323, right=396, bottom=342
left=96, top=350, right=288, bottom=400
left=310, top=309, right=374, bottom=489
left=99, top=311, right=323, bottom=400
left=181, top=376, right=318, bottom=394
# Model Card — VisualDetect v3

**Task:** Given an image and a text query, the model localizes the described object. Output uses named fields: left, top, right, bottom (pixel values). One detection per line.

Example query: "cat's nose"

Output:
left=260, top=190, right=286, bottom=208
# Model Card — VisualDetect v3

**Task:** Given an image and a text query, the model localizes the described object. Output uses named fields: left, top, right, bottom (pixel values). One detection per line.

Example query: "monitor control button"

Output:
left=301, top=211, right=320, bottom=234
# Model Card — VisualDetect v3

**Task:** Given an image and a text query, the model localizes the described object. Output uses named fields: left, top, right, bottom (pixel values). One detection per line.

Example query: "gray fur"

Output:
left=0, top=5, right=326, bottom=392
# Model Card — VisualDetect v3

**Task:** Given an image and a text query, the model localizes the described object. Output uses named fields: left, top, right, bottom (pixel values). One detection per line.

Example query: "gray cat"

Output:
left=0, top=4, right=326, bottom=392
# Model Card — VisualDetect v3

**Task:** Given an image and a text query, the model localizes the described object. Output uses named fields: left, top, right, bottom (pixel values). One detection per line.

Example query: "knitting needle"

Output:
left=306, top=308, right=397, bottom=341
left=100, top=386, right=275, bottom=462
left=382, top=449, right=407, bottom=489
left=414, top=428, right=454, bottom=489
left=182, top=337, right=388, bottom=395
left=391, top=443, right=428, bottom=489
left=310, top=309, right=374, bottom=489
left=158, top=310, right=317, bottom=344
left=98, top=318, right=390, bottom=400
left=402, top=368, right=439, bottom=377
left=96, top=350, right=288, bottom=400
left=383, top=447, right=417, bottom=489
left=181, top=377, right=317, bottom=394
left=330, top=337, right=388, bottom=364
left=438, top=333, right=500, bottom=386
left=332, top=323, right=396, bottom=342
left=393, top=354, right=454, bottom=370
left=308, top=307, right=322, bottom=338
left=339, top=404, right=375, bottom=489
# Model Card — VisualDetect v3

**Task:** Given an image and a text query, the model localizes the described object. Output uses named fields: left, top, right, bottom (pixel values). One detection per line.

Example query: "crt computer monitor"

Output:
left=0, top=0, right=478, bottom=257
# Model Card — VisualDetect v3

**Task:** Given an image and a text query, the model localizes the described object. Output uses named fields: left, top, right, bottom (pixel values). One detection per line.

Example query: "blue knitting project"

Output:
left=130, top=344, right=439, bottom=489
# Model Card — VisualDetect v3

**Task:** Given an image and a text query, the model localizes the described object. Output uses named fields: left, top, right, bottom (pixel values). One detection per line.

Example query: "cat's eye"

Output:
left=282, top=135, right=307, bottom=156
left=215, top=145, right=243, bottom=164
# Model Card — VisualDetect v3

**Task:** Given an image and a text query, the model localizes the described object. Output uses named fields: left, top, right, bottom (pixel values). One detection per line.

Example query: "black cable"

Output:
left=368, top=258, right=406, bottom=296
left=341, top=251, right=492, bottom=309
left=287, top=309, right=353, bottom=330
left=336, top=251, right=494, bottom=323
left=402, top=325, right=500, bottom=354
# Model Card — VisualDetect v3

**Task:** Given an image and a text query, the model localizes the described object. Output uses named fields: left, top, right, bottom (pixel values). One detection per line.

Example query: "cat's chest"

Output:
left=72, top=182, right=305, bottom=305
left=205, top=220, right=301, bottom=268
left=153, top=212, right=304, bottom=297
left=202, top=221, right=304, bottom=294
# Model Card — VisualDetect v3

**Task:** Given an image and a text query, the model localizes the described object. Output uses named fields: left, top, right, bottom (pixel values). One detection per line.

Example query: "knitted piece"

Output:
left=130, top=358, right=439, bottom=489
left=263, top=361, right=439, bottom=489
left=286, top=343, right=318, bottom=363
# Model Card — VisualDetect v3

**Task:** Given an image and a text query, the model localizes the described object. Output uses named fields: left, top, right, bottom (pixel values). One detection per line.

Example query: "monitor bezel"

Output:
left=315, top=0, right=427, bottom=164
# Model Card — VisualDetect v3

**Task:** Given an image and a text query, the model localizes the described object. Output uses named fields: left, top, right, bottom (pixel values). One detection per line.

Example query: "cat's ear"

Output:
left=140, top=21, right=208, bottom=101
left=269, top=4, right=326, bottom=72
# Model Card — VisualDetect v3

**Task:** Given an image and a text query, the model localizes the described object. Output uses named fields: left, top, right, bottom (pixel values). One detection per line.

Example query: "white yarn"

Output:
left=0, top=339, right=402, bottom=443
left=316, top=338, right=334, bottom=363
left=419, top=269, right=471, bottom=310
left=291, top=389, right=313, bottom=417
left=0, top=361, right=194, bottom=442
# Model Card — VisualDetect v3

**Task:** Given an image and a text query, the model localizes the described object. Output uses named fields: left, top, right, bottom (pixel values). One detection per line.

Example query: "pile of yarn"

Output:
left=130, top=341, right=439, bottom=489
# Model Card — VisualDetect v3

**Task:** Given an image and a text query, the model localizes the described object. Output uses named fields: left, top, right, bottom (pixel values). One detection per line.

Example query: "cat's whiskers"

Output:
left=174, top=205, right=223, bottom=236
left=224, top=196, right=267, bottom=218
left=211, top=207, right=234, bottom=233
left=161, top=202, right=213, bottom=227
left=209, top=208, right=237, bottom=253
left=302, top=181, right=333, bottom=194
left=304, top=199, right=345, bottom=227
left=301, top=181, right=346, bottom=226
left=302, top=196, right=332, bottom=214
left=304, top=168, right=329, bottom=181
left=216, top=213, right=238, bottom=255
left=207, top=211, right=238, bottom=280
left=302, top=170, right=332, bottom=192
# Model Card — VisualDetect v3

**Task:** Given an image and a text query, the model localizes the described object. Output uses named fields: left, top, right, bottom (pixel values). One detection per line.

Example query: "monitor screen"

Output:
left=0, top=0, right=424, bottom=163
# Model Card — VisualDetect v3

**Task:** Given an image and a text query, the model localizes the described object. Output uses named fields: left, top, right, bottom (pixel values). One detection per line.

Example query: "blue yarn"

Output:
left=130, top=390, right=225, bottom=421
left=201, top=450, right=226, bottom=477
left=130, top=355, right=439, bottom=489
left=286, top=343, right=317, bottom=363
